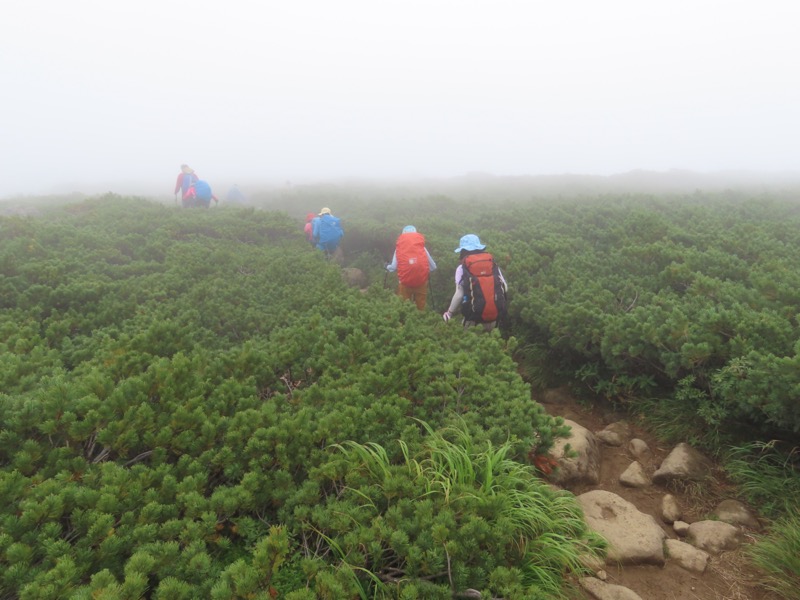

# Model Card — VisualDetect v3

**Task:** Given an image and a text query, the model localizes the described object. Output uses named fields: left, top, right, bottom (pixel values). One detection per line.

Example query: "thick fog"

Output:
left=2, top=1, right=800, bottom=198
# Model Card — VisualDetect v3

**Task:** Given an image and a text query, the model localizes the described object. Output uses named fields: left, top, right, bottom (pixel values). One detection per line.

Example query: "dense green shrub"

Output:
left=0, top=196, right=574, bottom=598
left=4, top=190, right=800, bottom=597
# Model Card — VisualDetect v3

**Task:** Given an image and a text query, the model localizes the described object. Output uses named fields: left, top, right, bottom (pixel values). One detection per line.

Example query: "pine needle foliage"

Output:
left=0, top=197, right=568, bottom=598
left=5, top=190, right=800, bottom=597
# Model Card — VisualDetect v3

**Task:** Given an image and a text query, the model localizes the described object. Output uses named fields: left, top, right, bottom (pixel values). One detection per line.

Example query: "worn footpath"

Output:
left=538, top=387, right=780, bottom=600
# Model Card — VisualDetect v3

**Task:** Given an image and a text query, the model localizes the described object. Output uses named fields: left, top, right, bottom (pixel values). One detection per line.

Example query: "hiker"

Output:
left=174, top=164, right=199, bottom=207
left=303, top=213, right=316, bottom=246
left=184, top=179, right=219, bottom=208
left=442, top=234, right=508, bottom=332
left=311, top=207, right=344, bottom=260
left=226, top=184, right=246, bottom=204
left=386, top=225, right=437, bottom=310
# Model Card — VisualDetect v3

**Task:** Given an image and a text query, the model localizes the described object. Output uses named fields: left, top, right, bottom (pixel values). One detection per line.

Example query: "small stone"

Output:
left=662, top=494, right=682, bottom=523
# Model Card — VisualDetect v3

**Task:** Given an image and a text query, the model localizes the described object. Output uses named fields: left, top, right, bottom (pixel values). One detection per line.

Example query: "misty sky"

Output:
left=2, top=1, right=800, bottom=197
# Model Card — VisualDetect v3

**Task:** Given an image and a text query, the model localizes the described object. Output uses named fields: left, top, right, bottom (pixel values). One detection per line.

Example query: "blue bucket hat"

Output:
left=402, top=225, right=417, bottom=233
left=454, top=234, right=486, bottom=253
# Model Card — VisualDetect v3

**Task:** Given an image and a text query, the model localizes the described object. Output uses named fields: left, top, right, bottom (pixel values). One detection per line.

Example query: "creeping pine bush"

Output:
left=0, top=198, right=576, bottom=598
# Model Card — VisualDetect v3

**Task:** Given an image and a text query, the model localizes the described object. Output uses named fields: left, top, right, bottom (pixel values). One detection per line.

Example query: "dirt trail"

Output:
left=537, top=389, right=780, bottom=600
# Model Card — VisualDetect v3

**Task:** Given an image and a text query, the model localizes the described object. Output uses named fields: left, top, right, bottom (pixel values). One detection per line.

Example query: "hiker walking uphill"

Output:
left=442, top=234, right=508, bottom=332
left=184, top=180, right=219, bottom=208
left=226, top=184, right=246, bottom=204
left=311, top=207, right=344, bottom=261
left=386, top=225, right=437, bottom=310
left=174, top=164, right=199, bottom=207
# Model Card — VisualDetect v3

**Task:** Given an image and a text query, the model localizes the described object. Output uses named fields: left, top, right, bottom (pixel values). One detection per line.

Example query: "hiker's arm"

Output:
left=446, top=283, right=463, bottom=315
left=443, top=265, right=464, bottom=318
left=425, top=249, right=437, bottom=271
left=386, top=251, right=398, bottom=272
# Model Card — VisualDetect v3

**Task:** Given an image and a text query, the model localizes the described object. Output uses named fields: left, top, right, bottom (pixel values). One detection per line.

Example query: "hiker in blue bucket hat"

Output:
left=442, top=234, right=508, bottom=331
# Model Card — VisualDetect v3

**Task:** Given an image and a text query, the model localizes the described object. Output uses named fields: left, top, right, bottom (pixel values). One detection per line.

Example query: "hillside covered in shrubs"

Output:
left=1, top=190, right=799, bottom=598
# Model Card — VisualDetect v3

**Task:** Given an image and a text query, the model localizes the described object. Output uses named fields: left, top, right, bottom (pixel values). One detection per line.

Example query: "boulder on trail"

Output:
left=549, top=419, right=601, bottom=488
left=665, top=539, right=710, bottom=573
left=628, top=438, right=652, bottom=464
left=711, top=499, right=760, bottom=529
left=673, top=521, right=690, bottom=537
left=686, top=520, right=744, bottom=555
left=341, top=267, right=367, bottom=289
left=579, top=576, right=644, bottom=600
left=619, top=461, right=651, bottom=488
left=578, top=490, right=667, bottom=566
left=652, top=442, right=713, bottom=484
left=596, top=421, right=630, bottom=446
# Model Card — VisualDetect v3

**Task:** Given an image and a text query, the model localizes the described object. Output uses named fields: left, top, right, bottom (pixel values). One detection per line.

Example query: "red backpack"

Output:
left=460, top=252, right=507, bottom=323
left=395, top=232, right=430, bottom=287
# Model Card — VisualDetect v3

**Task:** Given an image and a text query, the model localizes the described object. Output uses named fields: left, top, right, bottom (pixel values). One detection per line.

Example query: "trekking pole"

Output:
left=383, top=261, right=389, bottom=290
left=428, top=277, right=436, bottom=311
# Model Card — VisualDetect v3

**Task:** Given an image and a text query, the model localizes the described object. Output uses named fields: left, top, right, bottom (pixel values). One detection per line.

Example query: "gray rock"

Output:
left=341, top=267, right=367, bottom=288
left=711, top=499, right=760, bottom=529
left=652, top=443, right=712, bottom=484
left=578, top=490, right=667, bottom=565
left=596, top=421, right=631, bottom=446
left=628, top=438, right=652, bottom=463
left=673, top=521, right=690, bottom=537
left=619, top=461, right=651, bottom=488
left=687, top=520, right=743, bottom=555
left=665, top=539, right=710, bottom=573
left=549, top=419, right=601, bottom=488
left=580, top=577, right=643, bottom=600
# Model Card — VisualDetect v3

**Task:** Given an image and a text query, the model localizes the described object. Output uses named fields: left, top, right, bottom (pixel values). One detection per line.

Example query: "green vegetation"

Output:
left=748, top=513, right=800, bottom=600
left=725, top=442, right=800, bottom=597
left=0, top=196, right=595, bottom=598
left=2, top=189, right=799, bottom=597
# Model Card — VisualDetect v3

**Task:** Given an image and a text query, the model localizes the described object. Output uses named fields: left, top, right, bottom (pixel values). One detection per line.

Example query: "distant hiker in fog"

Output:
left=184, top=179, right=219, bottom=208
left=312, top=207, right=344, bottom=261
left=442, top=234, right=508, bottom=332
left=386, top=225, right=437, bottom=310
left=174, top=164, right=199, bottom=206
left=303, top=212, right=316, bottom=246
left=226, top=184, right=246, bottom=204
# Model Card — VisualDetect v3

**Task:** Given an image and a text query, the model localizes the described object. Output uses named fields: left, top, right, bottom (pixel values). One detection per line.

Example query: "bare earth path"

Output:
left=536, top=388, right=782, bottom=600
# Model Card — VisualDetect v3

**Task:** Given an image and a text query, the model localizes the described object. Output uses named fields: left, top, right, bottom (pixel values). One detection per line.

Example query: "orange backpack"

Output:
left=395, top=232, right=430, bottom=287
left=460, top=252, right=507, bottom=323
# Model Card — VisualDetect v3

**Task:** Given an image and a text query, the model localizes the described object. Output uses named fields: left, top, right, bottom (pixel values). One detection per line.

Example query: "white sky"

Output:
left=2, top=1, right=800, bottom=197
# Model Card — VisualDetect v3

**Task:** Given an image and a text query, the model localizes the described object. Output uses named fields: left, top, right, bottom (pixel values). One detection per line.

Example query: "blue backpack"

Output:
left=316, top=215, right=343, bottom=251
left=194, top=180, right=212, bottom=201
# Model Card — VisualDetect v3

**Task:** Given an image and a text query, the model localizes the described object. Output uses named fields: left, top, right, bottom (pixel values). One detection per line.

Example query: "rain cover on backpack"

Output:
left=317, top=215, right=343, bottom=251
left=460, top=252, right=507, bottom=323
left=194, top=180, right=212, bottom=201
left=395, top=232, right=430, bottom=287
